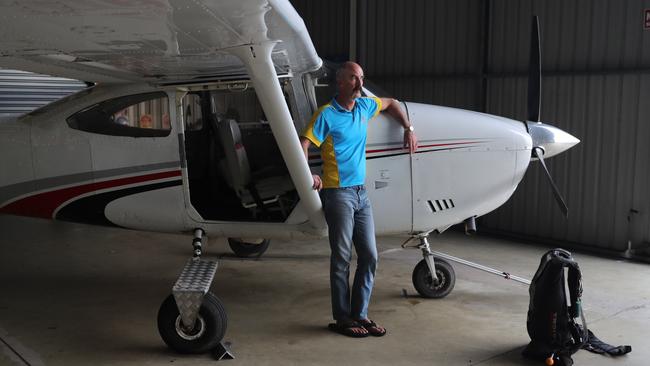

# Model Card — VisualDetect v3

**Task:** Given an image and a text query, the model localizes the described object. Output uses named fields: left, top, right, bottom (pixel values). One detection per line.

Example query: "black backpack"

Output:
left=523, top=249, right=631, bottom=366
left=523, top=249, right=586, bottom=365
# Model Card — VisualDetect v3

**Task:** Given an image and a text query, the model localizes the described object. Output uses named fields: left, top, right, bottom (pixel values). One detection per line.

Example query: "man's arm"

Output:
left=300, top=137, right=322, bottom=190
left=379, top=98, right=418, bottom=153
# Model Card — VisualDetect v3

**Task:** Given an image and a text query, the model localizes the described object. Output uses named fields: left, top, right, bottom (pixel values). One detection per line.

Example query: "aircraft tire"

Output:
left=412, top=258, right=455, bottom=299
left=157, top=292, right=227, bottom=354
left=228, top=238, right=270, bottom=257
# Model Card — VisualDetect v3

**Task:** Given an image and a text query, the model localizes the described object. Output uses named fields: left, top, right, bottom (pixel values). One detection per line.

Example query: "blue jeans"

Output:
left=320, top=185, right=378, bottom=321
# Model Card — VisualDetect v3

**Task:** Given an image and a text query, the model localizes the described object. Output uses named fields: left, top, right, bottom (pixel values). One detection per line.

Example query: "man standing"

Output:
left=300, top=62, right=418, bottom=338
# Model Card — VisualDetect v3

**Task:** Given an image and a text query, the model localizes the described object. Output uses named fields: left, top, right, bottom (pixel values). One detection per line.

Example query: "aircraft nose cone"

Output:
left=526, top=121, right=580, bottom=158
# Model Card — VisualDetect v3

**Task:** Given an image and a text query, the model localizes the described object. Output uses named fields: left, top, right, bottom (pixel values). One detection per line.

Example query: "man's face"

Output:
left=337, top=64, right=364, bottom=99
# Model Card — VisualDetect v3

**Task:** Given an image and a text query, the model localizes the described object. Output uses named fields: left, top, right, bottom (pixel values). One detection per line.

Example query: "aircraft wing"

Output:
left=0, top=0, right=321, bottom=84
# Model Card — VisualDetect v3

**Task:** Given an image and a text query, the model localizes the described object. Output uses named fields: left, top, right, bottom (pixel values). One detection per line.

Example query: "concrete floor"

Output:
left=0, top=214, right=648, bottom=366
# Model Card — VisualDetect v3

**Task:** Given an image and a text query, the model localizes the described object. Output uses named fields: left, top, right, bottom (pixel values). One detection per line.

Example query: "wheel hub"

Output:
left=427, top=270, right=446, bottom=290
left=175, top=315, right=206, bottom=340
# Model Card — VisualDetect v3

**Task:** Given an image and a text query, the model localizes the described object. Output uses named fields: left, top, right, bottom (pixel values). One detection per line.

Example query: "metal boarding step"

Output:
left=172, top=258, right=218, bottom=328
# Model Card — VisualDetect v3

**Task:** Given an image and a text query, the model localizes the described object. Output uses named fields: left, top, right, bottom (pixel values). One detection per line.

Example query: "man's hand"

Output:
left=312, top=174, right=323, bottom=191
left=301, top=137, right=322, bottom=190
left=404, top=130, right=418, bottom=154
left=379, top=98, right=418, bottom=154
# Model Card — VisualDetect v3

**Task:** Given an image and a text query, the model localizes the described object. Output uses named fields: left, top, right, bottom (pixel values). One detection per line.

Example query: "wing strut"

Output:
left=229, top=42, right=326, bottom=230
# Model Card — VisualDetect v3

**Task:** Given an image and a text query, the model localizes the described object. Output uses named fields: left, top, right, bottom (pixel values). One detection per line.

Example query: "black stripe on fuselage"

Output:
left=366, top=145, right=478, bottom=160
left=0, top=161, right=180, bottom=205
left=55, top=180, right=182, bottom=227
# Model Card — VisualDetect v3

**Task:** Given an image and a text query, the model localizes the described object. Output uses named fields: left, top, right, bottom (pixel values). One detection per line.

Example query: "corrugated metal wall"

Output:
left=290, top=0, right=350, bottom=62
left=292, top=0, right=487, bottom=108
left=0, top=69, right=87, bottom=115
left=357, top=0, right=483, bottom=109
left=482, top=0, right=650, bottom=255
left=292, top=0, right=650, bottom=257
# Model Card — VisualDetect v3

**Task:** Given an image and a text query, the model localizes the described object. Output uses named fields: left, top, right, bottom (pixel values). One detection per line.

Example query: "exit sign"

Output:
left=646, top=9, right=650, bottom=29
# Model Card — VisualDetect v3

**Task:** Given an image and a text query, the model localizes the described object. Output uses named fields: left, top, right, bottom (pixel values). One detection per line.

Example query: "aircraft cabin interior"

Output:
left=182, top=87, right=297, bottom=223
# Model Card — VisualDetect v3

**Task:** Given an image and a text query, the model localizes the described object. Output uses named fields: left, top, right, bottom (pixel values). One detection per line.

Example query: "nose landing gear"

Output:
left=404, top=234, right=531, bottom=299
left=411, top=236, right=456, bottom=298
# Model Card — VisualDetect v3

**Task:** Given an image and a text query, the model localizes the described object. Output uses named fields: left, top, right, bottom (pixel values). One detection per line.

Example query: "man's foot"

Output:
left=356, top=319, right=387, bottom=337
left=327, top=320, right=369, bottom=338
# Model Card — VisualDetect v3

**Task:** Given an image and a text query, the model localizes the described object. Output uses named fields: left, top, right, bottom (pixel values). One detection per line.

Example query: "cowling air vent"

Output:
left=427, top=199, right=455, bottom=213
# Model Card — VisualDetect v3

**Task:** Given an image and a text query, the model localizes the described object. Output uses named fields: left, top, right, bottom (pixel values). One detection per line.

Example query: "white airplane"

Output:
left=0, top=0, right=579, bottom=355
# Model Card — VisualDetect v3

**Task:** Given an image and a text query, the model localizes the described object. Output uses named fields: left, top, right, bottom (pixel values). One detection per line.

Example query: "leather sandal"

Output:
left=327, top=321, right=369, bottom=338
left=356, top=319, right=387, bottom=337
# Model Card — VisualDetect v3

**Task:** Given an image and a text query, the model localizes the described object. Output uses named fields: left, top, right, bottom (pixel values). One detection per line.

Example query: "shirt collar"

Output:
left=331, top=96, right=356, bottom=113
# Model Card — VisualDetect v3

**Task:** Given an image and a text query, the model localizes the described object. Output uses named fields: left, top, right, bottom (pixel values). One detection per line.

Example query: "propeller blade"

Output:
left=527, top=16, right=541, bottom=122
left=533, top=147, right=568, bottom=218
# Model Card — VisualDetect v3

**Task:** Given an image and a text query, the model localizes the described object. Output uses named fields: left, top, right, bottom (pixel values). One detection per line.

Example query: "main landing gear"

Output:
left=157, top=229, right=230, bottom=356
left=403, top=234, right=531, bottom=299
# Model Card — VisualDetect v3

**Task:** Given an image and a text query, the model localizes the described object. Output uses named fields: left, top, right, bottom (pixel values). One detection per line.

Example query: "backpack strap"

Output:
left=550, top=249, right=589, bottom=355
left=549, top=249, right=583, bottom=318
left=566, top=261, right=582, bottom=318
left=582, top=329, right=632, bottom=356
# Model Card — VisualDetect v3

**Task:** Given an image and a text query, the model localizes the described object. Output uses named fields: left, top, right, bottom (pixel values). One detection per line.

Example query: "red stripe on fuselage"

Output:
left=366, top=141, right=481, bottom=154
left=0, top=170, right=181, bottom=219
left=307, top=141, right=482, bottom=162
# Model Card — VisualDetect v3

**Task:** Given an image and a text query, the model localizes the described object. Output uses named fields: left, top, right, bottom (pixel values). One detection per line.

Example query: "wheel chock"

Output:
left=212, top=341, right=235, bottom=360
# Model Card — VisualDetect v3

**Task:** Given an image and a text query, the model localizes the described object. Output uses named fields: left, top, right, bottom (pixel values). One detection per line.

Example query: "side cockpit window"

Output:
left=67, top=92, right=171, bottom=137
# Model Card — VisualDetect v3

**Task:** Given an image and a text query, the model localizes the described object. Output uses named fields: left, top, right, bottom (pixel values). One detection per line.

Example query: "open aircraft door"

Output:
left=176, top=83, right=325, bottom=244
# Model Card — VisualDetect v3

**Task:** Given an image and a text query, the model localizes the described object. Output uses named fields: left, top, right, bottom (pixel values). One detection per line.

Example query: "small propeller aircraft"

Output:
left=0, top=0, right=579, bottom=354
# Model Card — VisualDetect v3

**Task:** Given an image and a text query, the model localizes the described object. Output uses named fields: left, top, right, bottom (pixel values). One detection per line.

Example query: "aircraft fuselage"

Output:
left=0, top=76, right=557, bottom=240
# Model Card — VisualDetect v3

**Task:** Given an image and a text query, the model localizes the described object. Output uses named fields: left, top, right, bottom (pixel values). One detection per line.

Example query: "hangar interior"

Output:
left=2, top=0, right=649, bottom=259
left=1, top=1, right=650, bottom=365
left=291, top=0, right=650, bottom=260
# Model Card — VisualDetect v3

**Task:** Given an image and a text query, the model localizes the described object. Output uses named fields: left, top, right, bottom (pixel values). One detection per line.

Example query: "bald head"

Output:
left=336, top=61, right=363, bottom=81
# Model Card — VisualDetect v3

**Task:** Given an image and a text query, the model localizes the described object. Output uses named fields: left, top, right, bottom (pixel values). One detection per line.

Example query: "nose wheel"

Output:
left=412, top=258, right=455, bottom=299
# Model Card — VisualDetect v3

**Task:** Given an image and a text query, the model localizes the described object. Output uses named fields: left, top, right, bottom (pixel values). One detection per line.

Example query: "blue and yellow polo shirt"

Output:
left=302, top=96, right=382, bottom=188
